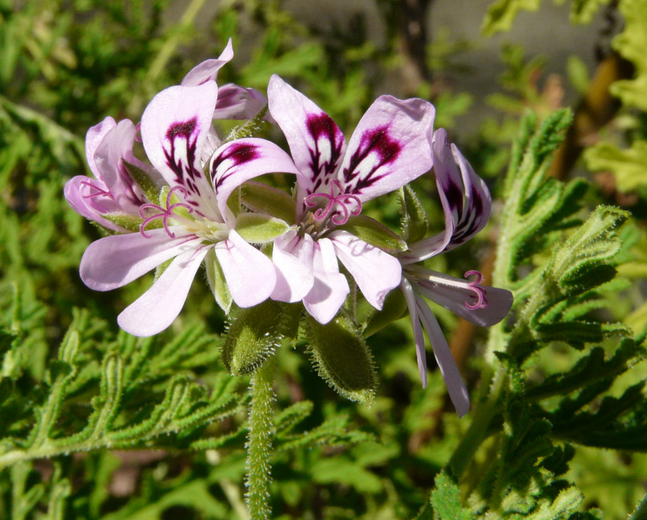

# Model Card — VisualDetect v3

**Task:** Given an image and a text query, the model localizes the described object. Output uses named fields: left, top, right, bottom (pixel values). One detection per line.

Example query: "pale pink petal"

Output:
left=271, top=231, right=315, bottom=302
left=210, top=137, right=300, bottom=226
left=181, top=39, right=234, bottom=86
left=400, top=278, right=428, bottom=387
left=415, top=293, right=470, bottom=417
left=214, top=230, right=277, bottom=307
left=339, top=96, right=435, bottom=202
left=303, top=237, right=349, bottom=324
left=267, top=75, right=346, bottom=211
left=141, top=82, right=220, bottom=221
left=85, top=117, right=116, bottom=179
left=213, top=84, right=270, bottom=121
left=117, top=246, right=210, bottom=336
left=80, top=228, right=201, bottom=291
left=330, top=230, right=401, bottom=310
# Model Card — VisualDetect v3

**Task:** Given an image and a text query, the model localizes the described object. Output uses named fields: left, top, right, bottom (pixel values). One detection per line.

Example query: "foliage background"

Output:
left=2, top=0, right=647, bottom=518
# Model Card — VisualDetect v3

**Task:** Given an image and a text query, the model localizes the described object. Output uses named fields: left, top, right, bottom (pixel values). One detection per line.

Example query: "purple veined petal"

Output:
left=414, top=292, right=470, bottom=417
left=210, top=137, right=301, bottom=226
left=80, top=227, right=202, bottom=291
left=181, top=38, right=234, bottom=86
left=214, top=230, right=277, bottom=308
left=141, top=82, right=221, bottom=221
left=400, top=278, right=428, bottom=388
left=413, top=269, right=513, bottom=327
left=338, top=95, right=435, bottom=203
left=86, top=117, right=116, bottom=180
left=267, top=75, right=347, bottom=213
left=64, top=176, right=126, bottom=232
left=443, top=142, right=492, bottom=251
left=213, top=84, right=271, bottom=121
left=271, top=231, right=316, bottom=303
left=94, top=119, right=149, bottom=213
left=303, top=237, right=350, bottom=324
left=329, top=230, right=401, bottom=310
left=118, top=246, right=211, bottom=336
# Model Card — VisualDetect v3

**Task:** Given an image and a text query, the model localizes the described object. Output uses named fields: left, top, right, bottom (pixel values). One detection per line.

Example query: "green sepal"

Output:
left=205, top=249, right=232, bottom=314
left=222, top=300, right=287, bottom=376
left=123, top=159, right=162, bottom=202
left=363, top=289, right=408, bottom=338
left=225, top=105, right=270, bottom=141
left=305, top=311, right=378, bottom=406
left=336, top=215, right=408, bottom=253
left=235, top=213, right=291, bottom=244
left=101, top=213, right=146, bottom=233
left=398, top=185, right=429, bottom=243
left=241, top=180, right=297, bottom=224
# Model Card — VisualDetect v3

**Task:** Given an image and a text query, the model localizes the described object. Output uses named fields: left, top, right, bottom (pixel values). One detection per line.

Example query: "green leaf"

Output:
left=241, top=180, right=296, bottom=225
left=235, top=213, right=291, bottom=243
left=481, top=0, right=541, bottom=37
left=305, top=311, right=378, bottom=405
left=398, top=185, right=428, bottom=243
left=430, top=471, right=473, bottom=520
left=584, top=141, right=647, bottom=193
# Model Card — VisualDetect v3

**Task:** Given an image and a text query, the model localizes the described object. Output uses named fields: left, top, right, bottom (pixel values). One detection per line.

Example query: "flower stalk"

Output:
left=246, top=356, right=276, bottom=520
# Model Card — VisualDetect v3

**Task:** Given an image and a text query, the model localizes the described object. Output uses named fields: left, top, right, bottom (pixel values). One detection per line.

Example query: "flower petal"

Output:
left=213, top=84, right=269, bottom=121
left=329, top=230, right=401, bottom=310
left=117, top=246, right=210, bottom=336
left=267, top=75, right=346, bottom=210
left=80, top=228, right=201, bottom=291
left=141, top=82, right=220, bottom=221
left=210, top=137, right=301, bottom=226
left=214, top=230, right=277, bottom=307
left=414, top=270, right=513, bottom=327
left=64, top=176, right=125, bottom=232
left=86, top=117, right=116, bottom=179
left=401, top=278, right=428, bottom=387
left=415, top=293, right=470, bottom=417
left=303, top=237, right=349, bottom=324
left=181, top=38, right=234, bottom=86
left=271, top=231, right=315, bottom=303
left=339, top=95, right=435, bottom=202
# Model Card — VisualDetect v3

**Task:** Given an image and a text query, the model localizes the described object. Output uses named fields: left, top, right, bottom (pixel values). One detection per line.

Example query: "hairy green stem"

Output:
left=246, top=357, right=276, bottom=520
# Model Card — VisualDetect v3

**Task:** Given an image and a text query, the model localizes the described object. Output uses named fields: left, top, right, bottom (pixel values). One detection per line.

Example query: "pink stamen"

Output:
left=139, top=186, right=194, bottom=238
left=81, top=181, right=113, bottom=200
left=464, top=270, right=488, bottom=310
left=304, top=180, right=362, bottom=226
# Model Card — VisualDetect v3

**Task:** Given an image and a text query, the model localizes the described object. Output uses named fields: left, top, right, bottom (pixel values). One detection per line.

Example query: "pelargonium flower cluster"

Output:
left=65, top=41, right=512, bottom=416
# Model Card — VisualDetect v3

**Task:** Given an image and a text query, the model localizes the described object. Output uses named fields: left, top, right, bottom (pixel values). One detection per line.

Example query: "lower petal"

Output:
left=80, top=228, right=201, bottom=291
left=330, top=230, right=401, bottom=310
left=271, top=232, right=315, bottom=302
left=415, top=294, right=470, bottom=418
left=117, top=246, right=210, bottom=336
left=401, top=278, right=428, bottom=387
left=215, top=230, right=277, bottom=308
left=303, top=238, right=349, bottom=324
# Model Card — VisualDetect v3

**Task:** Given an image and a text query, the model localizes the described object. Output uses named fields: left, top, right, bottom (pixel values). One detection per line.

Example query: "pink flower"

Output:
left=399, top=129, right=513, bottom=417
left=74, top=80, right=299, bottom=336
left=266, top=75, right=436, bottom=324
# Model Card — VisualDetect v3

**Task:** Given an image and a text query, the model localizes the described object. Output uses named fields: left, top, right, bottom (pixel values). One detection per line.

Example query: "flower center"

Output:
left=139, top=186, right=196, bottom=239
left=304, top=179, right=362, bottom=227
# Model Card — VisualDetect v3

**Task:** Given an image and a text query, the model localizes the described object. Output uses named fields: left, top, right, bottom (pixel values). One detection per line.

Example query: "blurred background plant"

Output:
left=2, top=0, right=647, bottom=518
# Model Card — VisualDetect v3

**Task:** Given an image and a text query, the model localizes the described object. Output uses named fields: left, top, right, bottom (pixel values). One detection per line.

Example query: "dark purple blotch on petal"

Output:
left=343, top=126, right=401, bottom=194
left=212, top=142, right=260, bottom=189
left=306, top=113, right=344, bottom=192
left=164, top=118, right=203, bottom=194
